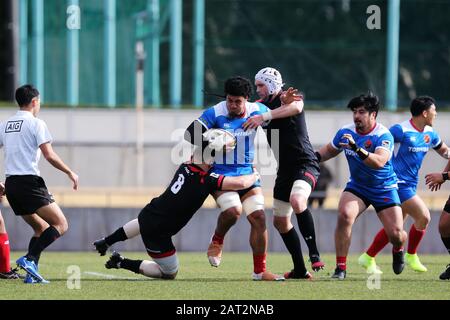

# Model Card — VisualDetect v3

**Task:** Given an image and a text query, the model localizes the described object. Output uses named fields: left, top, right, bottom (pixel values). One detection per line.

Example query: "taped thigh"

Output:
left=216, top=192, right=242, bottom=211
left=273, top=199, right=293, bottom=217
left=242, top=194, right=265, bottom=216
left=290, top=179, right=312, bottom=199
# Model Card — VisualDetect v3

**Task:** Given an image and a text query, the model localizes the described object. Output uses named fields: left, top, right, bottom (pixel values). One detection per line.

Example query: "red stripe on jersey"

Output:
left=409, top=119, right=424, bottom=132
left=217, top=175, right=225, bottom=190
left=148, top=249, right=176, bottom=259
left=304, top=172, right=317, bottom=190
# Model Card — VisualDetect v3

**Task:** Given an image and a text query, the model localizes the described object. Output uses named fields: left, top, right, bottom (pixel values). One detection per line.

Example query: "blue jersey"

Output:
left=331, top=123, right=398, bottom=190
left=196, top=101, right=268, bottom=176
left=390, top=119, right=442, bottom=186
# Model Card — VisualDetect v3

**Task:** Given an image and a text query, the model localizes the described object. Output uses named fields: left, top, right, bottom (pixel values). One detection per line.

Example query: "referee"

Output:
left=0, top=84, right=79, bottom=283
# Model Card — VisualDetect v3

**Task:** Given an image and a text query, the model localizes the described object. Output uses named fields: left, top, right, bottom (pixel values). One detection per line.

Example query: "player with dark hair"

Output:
left=316, top=92, right=406, bottom=280
left=425, top=158, right=450, bottom=280
left=242, top=67, right=323, bottom=279
left=0, top=84, right=79, bottom=283
left=93, top=147, right=261, bottom=280
left=359, top=96, right=449, bottom=274
left=184, top=76, right=288, bottom=280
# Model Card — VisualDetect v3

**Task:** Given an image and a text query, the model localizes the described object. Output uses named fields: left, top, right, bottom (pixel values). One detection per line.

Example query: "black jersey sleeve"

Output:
left=204, top=172, right=225, bottom=191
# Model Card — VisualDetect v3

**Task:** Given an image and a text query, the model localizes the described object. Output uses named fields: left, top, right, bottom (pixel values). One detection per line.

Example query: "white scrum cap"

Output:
left=255, top=67, right=284, bottom=95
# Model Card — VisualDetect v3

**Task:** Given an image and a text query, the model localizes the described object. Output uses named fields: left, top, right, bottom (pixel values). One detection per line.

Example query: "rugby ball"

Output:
left=203, top=129, right=237, bottom=152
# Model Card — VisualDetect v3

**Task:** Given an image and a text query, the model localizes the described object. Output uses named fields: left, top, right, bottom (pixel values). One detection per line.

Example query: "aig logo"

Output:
left=5, top=120, right=23, bottom=133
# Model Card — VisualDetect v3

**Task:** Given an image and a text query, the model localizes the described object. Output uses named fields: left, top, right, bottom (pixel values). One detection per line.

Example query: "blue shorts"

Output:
left=344, top=182, right=401, bottom=213
left=397, top=182, right=417, bottom=203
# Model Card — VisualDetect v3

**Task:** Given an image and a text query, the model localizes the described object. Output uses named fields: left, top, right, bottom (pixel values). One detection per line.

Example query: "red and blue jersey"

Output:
left=390, top=119, right=442, bottom=186
left=331, top=122, right=397, bottom=190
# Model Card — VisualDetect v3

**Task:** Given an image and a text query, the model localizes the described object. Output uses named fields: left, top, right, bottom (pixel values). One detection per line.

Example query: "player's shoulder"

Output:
left=210, top=101, right=228, bottom=117
left=247, top=101, right=266, bottom=114
left=338, top=123, right=356, bottom=133
left=423, top=125, right=436, bottom=134
left=372, top=123, right=391, bottom=137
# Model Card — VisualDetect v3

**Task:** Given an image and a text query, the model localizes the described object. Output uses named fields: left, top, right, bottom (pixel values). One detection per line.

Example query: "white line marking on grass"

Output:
left=83, top=271, right=141, bottom=280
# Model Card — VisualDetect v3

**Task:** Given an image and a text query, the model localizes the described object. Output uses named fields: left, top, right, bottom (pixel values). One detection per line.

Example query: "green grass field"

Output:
left=1, top=252, right=449, bottom=300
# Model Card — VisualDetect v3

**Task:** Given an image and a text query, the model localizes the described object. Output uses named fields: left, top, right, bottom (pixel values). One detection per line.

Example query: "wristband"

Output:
left=262, top=110, right=273, bottom=121
left=443, top=172, right=449, bottom=181
left=356, top=147, right=369, bottom=160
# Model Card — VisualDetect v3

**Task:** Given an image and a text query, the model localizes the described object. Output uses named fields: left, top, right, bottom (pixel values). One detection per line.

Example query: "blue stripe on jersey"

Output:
left=390, top=120, right=441, bottom=185
left=331, top=123, right=398, bottom=190
left=197, top=101, right=268, bottom=176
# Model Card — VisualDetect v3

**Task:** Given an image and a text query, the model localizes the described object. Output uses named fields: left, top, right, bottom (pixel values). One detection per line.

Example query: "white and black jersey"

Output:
left=138, top=163, right=225, bottom=238
left=0, top=110, right=55, bottom=215
left=0, top=110, right=52, bottom=177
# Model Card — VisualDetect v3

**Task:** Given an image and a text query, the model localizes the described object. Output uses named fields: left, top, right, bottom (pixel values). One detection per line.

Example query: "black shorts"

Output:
left=138, top=205, right=176, bottom=257
left=5, top=175, right=55, bottom=216
left=274, top=164, right=320, bottom=202
left=444, top=195, right=450, bottom=213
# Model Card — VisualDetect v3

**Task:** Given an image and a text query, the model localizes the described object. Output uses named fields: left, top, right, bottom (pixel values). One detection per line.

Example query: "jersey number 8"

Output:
left=170, top=174, right=185, bottom=194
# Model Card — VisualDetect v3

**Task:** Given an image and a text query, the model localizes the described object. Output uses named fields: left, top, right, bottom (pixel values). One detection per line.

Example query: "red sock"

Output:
left=366, top=228, right=389, bottom=257
left=407, top=224, right=425, bottom=254
left=253, top=253, right=266, bottom=274
left=0, top=233, right=11, bottom=273
left=336, top=256, right=347, bottom=270
left=212, top=233, right=224, bottom=245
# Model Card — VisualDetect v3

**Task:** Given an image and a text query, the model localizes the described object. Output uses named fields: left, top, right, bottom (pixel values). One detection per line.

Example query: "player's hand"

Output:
left=253, top=168, right=261, bottom=181
left=425, top=172, right=445, bottom=192
left=68, top=171, right=79, bottom=190
left=339, top=133, right=357, bottom=150
left=243, top=115, right=264, bottom=131
left=280, top=87, right=303, bottom=105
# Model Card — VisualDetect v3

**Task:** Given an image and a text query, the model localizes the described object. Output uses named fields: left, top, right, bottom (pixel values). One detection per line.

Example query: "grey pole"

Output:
left=170, top=0, right=182, bottom=107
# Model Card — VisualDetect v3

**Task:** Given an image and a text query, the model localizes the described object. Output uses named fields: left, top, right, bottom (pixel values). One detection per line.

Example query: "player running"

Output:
left=93, top=147, right=261, bottom=280
left=242, top=67, right=323, bottom=279
left=359, top=96, right=449, bottom=274
left=316, top=92, right=407, bottom=280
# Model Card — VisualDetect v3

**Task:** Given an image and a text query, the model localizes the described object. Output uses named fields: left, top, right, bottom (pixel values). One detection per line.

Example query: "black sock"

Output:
left=27, top=226, right=60, bottom=262
left=28, top=237, right=41, bottom=264
left=442, top=236, right=450, bottom=255
left=296, top=209, right=320, bottom=257
left=280, top=228, right=307, bottom=274
left=105, top=227, right=127, bottom=246
left=120, top=259, right=142, bottom=274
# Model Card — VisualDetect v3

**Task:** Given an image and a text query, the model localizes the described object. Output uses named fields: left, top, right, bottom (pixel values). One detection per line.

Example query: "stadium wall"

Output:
left=2, top=207, right=447, bottom=254
left=0, top=108, right=449, bottom=192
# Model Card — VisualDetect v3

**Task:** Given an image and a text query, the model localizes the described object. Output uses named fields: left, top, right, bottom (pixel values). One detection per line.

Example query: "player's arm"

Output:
left=339, top=133, right=389, bottom=169
left=425, top=159, right=450, bottom=192
left=435, top=142, right=450, bottom=159
left=40, top=142, right=79, bottom=190
left=221, top=171, right=260, bottom=191
left=243, top=88, right=303, bottom=130
left=315, top=143, right=341, bottom=163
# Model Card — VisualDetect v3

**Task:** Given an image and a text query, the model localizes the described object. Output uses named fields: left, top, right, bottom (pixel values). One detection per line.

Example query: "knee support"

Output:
left=242, top=195, right=265, bottom=216
left=216, top=192, right=242, bottom=212
left=290, top=179, right=312, bottom=199
left=154, top=253, right=179, bottom=276
left=273, top=199, right=293, bottom=217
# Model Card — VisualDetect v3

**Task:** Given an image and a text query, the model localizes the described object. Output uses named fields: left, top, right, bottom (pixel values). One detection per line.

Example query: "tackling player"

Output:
left=93, top=147, right=262, bottom=280
left=242, top=67, right=323, bottom=279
